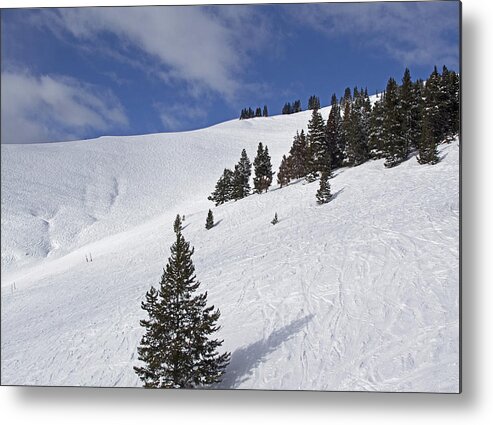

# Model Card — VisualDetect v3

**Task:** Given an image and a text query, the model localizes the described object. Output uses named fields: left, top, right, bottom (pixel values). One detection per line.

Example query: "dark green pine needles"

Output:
left=382, top=77, right=408, bottom=168
left=208, top=168, right=234, bottom=206
left=205, top=209, right=214, bottom=229
left=134, top=215, right=230, bottom=388
left=316, top=171, right=332, bottom=205
left=253, top=142, right=273, bottom=193
left=306, top=108, right=329, bottom=180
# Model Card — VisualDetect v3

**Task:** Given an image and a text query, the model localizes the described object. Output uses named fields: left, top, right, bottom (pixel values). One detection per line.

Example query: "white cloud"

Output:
left=37, top=6, right=270, bottom=101
left=154, top=102, right=207, bottom=132
left=291, top=2, right=459, bottom=67
left=1, top=71, right=128, bottom=144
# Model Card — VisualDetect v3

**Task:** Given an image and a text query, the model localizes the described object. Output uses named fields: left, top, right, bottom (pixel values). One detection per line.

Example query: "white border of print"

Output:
left=1, top=1, right=492, bottom=425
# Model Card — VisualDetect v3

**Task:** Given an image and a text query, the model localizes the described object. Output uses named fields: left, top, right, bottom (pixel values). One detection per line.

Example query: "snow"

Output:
left=0, top=107, right=459, bottom=392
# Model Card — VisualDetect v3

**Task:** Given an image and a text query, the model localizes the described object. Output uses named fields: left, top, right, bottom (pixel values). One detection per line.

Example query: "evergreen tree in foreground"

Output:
left=134, top=220, right=230, bottom=388
left=316, top=171, right=332, bottom=204
left=205, top=209, right=214, bottom=229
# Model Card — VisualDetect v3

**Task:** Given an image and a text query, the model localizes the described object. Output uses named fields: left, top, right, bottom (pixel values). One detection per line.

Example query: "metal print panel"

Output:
left=0, top=1, right=461, bottom=392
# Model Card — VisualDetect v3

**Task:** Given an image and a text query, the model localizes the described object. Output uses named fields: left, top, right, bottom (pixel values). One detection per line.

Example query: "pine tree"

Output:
left=345, top=104, right=359, bottom=165
left=231, top=165, right=242, bottom=201
left=205, top=209, right=214, bottom=229
left=253, top=142, right=273, bottom=193
left=352, top=86, right=360, bottom=100
left=173, top=214, right=183, bottom=234
left=424, top=66, right=443, bottom=143
left=208, top=168, right=234, bottom=206
left=447, top=70, right=460, bottom=136
left=271, top=212, right=279, bottom=225
left=134, top=221, right=230, bottom=388
left=326, top=94, right=344, bottom=169
left=277, top=155, right=291, bottom=187
left=292, top=100, right=302, bottom=113
left=238, top=149, right=252, bottom=195
left=400, top=68, right=414, bottom=153
left=342, top=87, right=352, bottom=108
left=255, top=107, right=262, bottom=117
left=288, top=130, right=309, bottom=179
left=368, top=97, right=385, bottom=158
left=436, top=66, right=451, bottom=139
left=346, top=90, right=369, bottom=166
left=262, top=105, right=269, bottom=117
left=417, top=75, right=441, bottom=165
left=341, top=100, right=352, bottom=166
left=439, top=65, right=460, bottom=140
left=409, top=79, right=424, bottom=150
left=361, top=88, right=372, bottom=148
left=382, top=77, right=407, bottom=167
left=232, top=149, right=251, bottom=200
left=316, top=171, right=332, bottom=204
left=417, top=111, right=439, bottom=165
left=308, top=95, right=321, bottom=110
left=306, top=108, right=329, bottom=180
left=282, top=102, right=292, bottom=115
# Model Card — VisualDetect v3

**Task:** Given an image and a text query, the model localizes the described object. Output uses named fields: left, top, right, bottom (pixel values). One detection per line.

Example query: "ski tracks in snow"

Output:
left=1, top=135, right=459, bottom=391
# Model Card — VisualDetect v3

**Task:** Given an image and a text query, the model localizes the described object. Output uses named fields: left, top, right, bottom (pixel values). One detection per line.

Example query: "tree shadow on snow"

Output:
left=406, top=150, right=419, bottom=162
left=212, top=219, right=223, bottom=228
left=330, top=187, right=345, bottom=201
left=219, top=314, right=314, bottom=389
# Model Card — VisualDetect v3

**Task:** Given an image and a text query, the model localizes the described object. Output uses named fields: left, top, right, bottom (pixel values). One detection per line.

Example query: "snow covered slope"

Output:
left=0, top=108, right=459, bottom=392
left=1, top=108, right=325, bottom=276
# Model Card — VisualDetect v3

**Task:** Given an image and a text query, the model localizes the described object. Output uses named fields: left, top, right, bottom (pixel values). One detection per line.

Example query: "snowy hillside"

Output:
left=0, top=107, right=459, bottom=392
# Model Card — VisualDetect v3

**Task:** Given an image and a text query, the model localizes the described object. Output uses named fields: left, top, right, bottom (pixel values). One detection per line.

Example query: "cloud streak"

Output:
left=154, top=102, right=208, bottom=132
left=36, top=6, right=270, bottom=101
left=291, top=2, right=459, bottom=67
left=1, top=71, right=128, bottom=144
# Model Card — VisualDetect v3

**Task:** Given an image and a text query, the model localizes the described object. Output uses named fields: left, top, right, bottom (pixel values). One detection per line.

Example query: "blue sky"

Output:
left=1, top=1, right=460, bottom=144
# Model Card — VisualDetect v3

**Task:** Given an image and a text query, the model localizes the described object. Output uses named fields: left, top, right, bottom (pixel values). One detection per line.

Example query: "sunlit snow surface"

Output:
left=1, top=107, right=459, bottom=391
